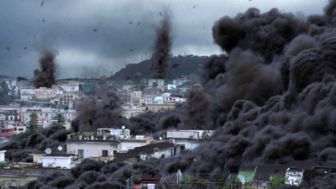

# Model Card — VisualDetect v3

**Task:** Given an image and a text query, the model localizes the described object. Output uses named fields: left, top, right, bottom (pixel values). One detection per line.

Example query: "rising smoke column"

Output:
left=33, top=50, right=57, bottom=88
left=150, top=13, right=172, bottom=79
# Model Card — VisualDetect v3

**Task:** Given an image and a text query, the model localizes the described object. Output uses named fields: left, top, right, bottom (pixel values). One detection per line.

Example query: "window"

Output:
left=78, top=149, right=84, bottom=159
left=102, top=150, right=108, bottom=157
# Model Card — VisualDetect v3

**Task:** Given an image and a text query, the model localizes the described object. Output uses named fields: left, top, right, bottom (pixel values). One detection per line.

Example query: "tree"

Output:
left=56, top=113, right=65, bottom=126
left=29, top=113, right=38, bottom=131
left=0, top=81, right=12, bottom=105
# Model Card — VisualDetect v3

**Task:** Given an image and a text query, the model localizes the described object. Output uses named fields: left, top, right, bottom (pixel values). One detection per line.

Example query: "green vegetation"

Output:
left=270, top=176, right=285, bottom=189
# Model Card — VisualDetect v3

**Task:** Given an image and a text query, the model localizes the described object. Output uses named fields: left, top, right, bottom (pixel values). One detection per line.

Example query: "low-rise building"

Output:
left=164, top=130, right=214, bottom=150
left=0, top=150, right=6, bottom=162
left=41, top=154, right=76, bottom=169
left=115, top=142, right=182, bottom=163
left=66, top=131, right=152, bottom=159
left=122, top=105, right=146, bottom=118
left=145, top=103, right=175, bottom=112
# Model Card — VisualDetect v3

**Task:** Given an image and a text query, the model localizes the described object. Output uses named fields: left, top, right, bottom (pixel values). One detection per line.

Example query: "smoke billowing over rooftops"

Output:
left=6, top=0, right=336, bottom=188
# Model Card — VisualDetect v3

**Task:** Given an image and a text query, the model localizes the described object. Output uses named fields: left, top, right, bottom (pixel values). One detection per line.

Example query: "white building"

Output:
left=0, top=150, right=6, bottom=162
left=4, top=78, right=18, bottom=95
left=147, top=79, right=165, bottom=88
left=165, top=130, right=215, bottom=150
left=58, top=81, right=80, bottom=93
left=97, top=127, right=131, bottom=138
left=41, top=154, right=76, bottom=169
left=122, top=105, right=146, bottom=119
left=20, top=88, right=35, bottom=101
left=115, top=142, right=182, bottom=161
left=66, top=132, right=151, bottom=159
left=21, top=106, right=77, bottom=128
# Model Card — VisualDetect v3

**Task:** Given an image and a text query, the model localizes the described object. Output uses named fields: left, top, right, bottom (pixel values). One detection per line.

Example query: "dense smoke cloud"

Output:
left=0, top=125, right=69, bottom=162
left=150, top=13, right=172, bottom=79
left=212, top=8, right=308, bottom=61
left=33, top=50, right=57, bottom=88
left=182, top=85, right=211, bottom=129
left=75, top=90, right=124, bottom=132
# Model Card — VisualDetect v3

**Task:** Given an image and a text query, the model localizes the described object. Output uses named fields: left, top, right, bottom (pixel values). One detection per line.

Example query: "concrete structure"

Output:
left=145, top=103, right=175, bottom=112
left=0, top=150, right=6, bottom=162
left=34, top=87, right=57, bottom=100
left=97, top=127, right=131, bottom=138
left=58, top=81, right=80, bottom=93
left=20, top=88, right=35, bottom=101
left=13, top=126, right=26, bottom=134
left=147, top=79, right=164, bottom=88
left=115, top=142, right=182, bottom=162
left=41, top=154, right=76, bottom=169
left=165, top=130, right=215, bottom=150
left=66, top=132, right=152, bottom=158
left=122, top=105, right=146, bottom=118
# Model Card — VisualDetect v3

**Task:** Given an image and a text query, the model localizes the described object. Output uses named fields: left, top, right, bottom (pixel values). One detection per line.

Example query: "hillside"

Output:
left=111, top=55, right=209, bottom=80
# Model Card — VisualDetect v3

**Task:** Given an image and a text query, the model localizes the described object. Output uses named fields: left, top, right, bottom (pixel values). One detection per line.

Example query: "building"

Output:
left=115, top=142, right=182, bottom=162
left=66, top=131, right=152, bottom=159
left=145, top=103, right=175, bottom=112
left=34, top=87, right=58, bottom=100
left=20, top=88, right=35, bottom=101
left=122, top=105, right=146, bottom=118
left=41, top=154, right=76, bottom=169
left=164, top=130, right=215, bottom=150
left=0, top=150, right=6, bottom=162
left=58, top=81, right=81, bottom=93
left=21, top=106, right=77, bottom=128
left=147, top=79, right=164, bottom=88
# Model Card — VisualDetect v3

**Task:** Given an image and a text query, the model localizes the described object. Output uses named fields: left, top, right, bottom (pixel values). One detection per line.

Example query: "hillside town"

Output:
left=0, top=76, right=194, bottom=139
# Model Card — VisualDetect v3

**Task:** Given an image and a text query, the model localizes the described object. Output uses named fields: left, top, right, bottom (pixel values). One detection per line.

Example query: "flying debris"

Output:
left=40, top=1, right=44, bottom=7
left=93, top=28, right=98, bottom=32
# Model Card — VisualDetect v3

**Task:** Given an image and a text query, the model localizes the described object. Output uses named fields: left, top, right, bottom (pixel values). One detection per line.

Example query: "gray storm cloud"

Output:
left=0, top=0, right=326, bottom=78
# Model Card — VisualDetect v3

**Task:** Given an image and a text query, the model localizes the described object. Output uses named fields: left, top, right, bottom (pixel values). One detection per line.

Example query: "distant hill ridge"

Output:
left=111, top=55, right=209, bottom=80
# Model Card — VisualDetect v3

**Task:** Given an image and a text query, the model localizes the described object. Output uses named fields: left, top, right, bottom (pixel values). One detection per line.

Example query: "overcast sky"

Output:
left=0, top=0, right=328, bottom=78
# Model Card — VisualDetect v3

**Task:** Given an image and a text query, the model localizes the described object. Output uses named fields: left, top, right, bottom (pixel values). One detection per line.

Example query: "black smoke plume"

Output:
left=1, top=125, right=70, bottom=162
left=150, top=13, right=172, bottom=79
left=75, top=90, right=125, bottom=132
left=33, top=50, right=57, bottom=88
left=212, top=8, right=308, bottom=61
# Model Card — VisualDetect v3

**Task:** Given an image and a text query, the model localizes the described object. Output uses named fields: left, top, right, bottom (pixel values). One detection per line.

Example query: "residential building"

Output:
left=164, top=130, right=215, bottom=150
left=58, top=81, right=81, bottom=93
left=115, top=142, right=182, bottom=162
left=66, top=131, right=152, bottom=159
left=122, top=105, right=146, bottom=118
left=41, top=154, right=76, bottom=169
left=0, top=150, right=6, bottom=162
left=145, top=103, right=175, bottom=112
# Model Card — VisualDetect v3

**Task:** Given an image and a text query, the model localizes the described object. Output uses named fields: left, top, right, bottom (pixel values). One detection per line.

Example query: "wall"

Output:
left=169, top=139, right=200, bottom=150
left=41, top=156, right=73, bottom=169
left=118, top=141, right=147, bottom=152
left=66, top=141, right=118, bottom=158
left=0, top=151, right=6, bottom=162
